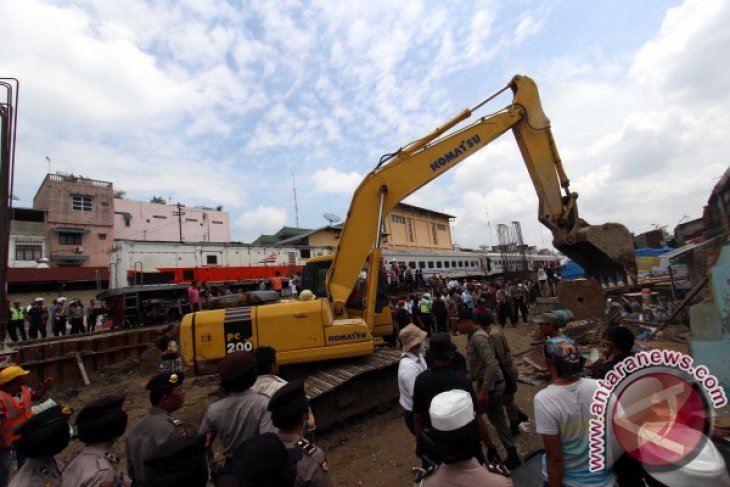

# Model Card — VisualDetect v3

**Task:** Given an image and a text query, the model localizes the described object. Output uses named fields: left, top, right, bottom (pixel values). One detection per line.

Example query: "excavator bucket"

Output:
left=552, top=219, right=637, bottom=283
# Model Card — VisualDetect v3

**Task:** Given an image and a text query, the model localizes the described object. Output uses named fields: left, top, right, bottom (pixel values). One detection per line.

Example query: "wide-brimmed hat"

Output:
left=399, top=324, right=427, bottom=352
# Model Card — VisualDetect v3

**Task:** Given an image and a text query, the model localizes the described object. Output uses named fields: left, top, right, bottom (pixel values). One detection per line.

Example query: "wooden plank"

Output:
left=74, top=352, right=90, bottom=386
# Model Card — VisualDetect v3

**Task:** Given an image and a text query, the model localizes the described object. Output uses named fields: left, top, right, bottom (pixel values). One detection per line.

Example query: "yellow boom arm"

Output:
left=327, top=75, right=635, bottom=314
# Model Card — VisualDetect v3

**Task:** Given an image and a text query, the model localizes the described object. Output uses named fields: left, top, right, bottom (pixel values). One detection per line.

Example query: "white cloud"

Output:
left=235, top=206, right=288, bottom=234
left=310, top=168, right=363, bottom=194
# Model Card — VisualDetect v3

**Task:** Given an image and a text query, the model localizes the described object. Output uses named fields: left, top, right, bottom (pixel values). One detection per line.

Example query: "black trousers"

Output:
left=7, top=320, right=26, bottom=342
left=69, top=317, right=85, bottom=334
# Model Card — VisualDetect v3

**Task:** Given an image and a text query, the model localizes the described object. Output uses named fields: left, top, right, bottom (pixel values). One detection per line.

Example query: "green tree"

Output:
left=150, top=196, right=167, bottom=204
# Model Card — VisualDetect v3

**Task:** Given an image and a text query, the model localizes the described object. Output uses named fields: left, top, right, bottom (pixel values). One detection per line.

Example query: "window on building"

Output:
left=152, top=215, right=167, bottom=219
left=451, top=261, right=457, bottom=267
left=299, top=248, right=311, bottom=258
left=406, top=218, right=414, bottom=243
left=431, top=223, right=438, bottom=245
left=206, top=255, right=218, bottom=265
left=444, top=261, right=450, bottom=268
left=71, top=195, right=93, bottom=212
left=436, top=261, right=442, bottom=268
left=186, top=218, right=198, bottom=222
left=408, top=261, right=416, bottom=269
left=458, top=261, right=463, bottom=267
left=212, top=220, right=224, bottom=224
left=391, top=215, right=405, bottom=224
left=427, top=261, right=434, bottom=269
left=437, top=223, right=447, bottom=231
left=59, top=233, right=82, bottom=245
left=418, top=261, right=425, bottom=269
left=98, top=233, right=107, bottom=240
left=15, top=245, right=42, bottom=261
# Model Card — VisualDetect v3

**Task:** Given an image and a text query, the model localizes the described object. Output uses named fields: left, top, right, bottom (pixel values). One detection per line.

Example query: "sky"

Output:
left=2, top=0, right=728, bottom=250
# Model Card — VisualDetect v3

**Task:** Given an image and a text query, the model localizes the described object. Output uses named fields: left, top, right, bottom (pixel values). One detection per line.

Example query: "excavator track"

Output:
left=285, top=348, right=402, bottom=430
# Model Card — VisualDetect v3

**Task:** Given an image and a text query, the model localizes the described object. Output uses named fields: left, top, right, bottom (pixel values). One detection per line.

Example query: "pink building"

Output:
left=33, top=173, right=114, bottom=269
left=113, top=199, right=230, bottom=243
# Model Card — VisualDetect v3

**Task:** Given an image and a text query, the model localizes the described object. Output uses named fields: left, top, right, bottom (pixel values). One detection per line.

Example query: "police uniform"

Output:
left=466, top=328, right=514, bottom=450
left=418, top=458, right=512, bottom=487
left=269, top=380, right=333, bottom=487
left=62, top=394, right=131, bottom=487
left=126, top=373, right=188, bottom=486
left=9, top=405, right=71, bottom=487
left=61, top=447, right=129, bottom=487
left=199, top=351, right=274, bottom=458
left=9, top=457, right=64, bottom=487
left=277, top=431, right=332, bottom=487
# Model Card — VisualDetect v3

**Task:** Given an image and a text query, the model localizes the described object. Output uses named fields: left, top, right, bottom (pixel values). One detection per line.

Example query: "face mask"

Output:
left=419, top=341, right=428, bottom=355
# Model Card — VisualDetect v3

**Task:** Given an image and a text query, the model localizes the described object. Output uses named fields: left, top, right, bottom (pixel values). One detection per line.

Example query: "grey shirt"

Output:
left=126, top=406, right=188, bottom=486
left=61, top=445, right=131, bottom=487
left=9, top=457, right=64, bottom=487
left=277, top=431, right=333, bottom=487
left=198, top=389, right=275, bottom=458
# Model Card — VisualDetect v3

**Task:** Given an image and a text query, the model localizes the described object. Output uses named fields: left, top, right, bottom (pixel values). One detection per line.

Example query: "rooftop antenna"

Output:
left=292, top=174, right=300, bottom=227
left=323, top=212, right=341, bottom=226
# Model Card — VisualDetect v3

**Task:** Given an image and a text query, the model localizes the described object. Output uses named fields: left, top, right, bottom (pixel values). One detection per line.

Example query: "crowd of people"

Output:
left=0, top=345, right=333, bottom=487
left=4, top=297, right=104, bottom=343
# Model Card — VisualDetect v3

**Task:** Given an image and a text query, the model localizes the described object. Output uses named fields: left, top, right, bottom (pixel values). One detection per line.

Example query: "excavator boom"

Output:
left=327, top=75, right=635, bottom=313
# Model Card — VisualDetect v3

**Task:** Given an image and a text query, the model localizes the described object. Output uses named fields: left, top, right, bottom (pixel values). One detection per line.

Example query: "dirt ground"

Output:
left=38, top=319, right=542, bottom=486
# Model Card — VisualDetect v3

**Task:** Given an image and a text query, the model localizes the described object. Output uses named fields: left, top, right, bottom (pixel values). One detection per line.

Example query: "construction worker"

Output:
left=271, top=272, right=283, bottom=295
left=126, top=372, right=189, bottom=486
left=269, top=380, right=333, bottom=486
left=199, top=351, right=274, bottom=460
left=9, top=405, right=71, bottom=487
left=61, top=395, right=131, bottom=486
left=0, top=366, right=53, bottom=487
left=8, top=301, right=26, bottom=342
left=457, top=309, right=521, bottom=470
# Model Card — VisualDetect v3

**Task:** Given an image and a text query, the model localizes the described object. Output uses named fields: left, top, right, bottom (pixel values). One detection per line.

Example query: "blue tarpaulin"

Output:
left=559, top=247, right=675, bottom=280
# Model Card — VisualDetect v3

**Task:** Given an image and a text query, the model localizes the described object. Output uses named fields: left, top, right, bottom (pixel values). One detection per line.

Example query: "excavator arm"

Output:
left=327, top=75, right=636, bottom=315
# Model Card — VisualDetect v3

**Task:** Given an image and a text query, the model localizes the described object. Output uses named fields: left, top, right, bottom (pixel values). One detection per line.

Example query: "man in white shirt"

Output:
left=397, top=324, right=427, bottom=436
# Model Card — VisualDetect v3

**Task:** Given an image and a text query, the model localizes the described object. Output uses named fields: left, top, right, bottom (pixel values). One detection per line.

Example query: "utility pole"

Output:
left=292, top=174, right=300, bottom=228
left=173, top=202, right=185, bottom=243
left=0, top=79, right=19, bottom=347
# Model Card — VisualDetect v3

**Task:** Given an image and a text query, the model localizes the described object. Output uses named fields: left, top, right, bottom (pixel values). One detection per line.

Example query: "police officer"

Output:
left=218, top=433, right=302, bottom=487
left=126, top=372, right=188, bottom=486
left=8, top=301, right=26, bottom=342
left=457, top=309, right=521, bottom=470
left=61, top=395, right=130, bottom=486
left=9, top=404, right=70, bottom=487
left=199, top=351, right=274, bottom=459
left=144, top=434, right=209, bottom=487
left=268, top=380, right=332, bottom=487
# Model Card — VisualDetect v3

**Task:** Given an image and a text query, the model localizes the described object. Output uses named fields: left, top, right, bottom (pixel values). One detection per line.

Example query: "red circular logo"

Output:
left=611, top=371, right=710, bottom=467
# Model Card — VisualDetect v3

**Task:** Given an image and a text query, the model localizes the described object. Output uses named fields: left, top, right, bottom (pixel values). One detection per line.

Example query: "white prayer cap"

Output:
left=429, top=390, right=474, bottom=432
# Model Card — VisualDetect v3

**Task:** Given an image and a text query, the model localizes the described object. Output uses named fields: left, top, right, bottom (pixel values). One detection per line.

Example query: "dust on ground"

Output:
left=47, top=319, right=543, bottom=485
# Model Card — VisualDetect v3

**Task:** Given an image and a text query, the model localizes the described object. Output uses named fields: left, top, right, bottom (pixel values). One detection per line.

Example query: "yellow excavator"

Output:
left=179, top=74, right=635, bottom=388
